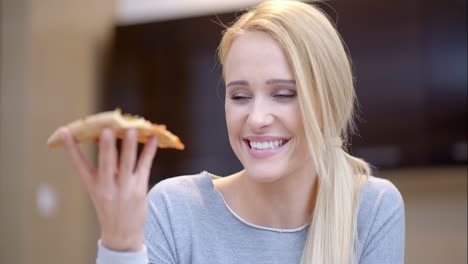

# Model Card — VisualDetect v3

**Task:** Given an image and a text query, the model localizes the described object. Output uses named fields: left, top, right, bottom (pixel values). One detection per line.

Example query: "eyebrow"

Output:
left=226, top=79, right=296, bottom=88
left=266, top=79, right=296, bottom=85
left=226, top=80, right=249, bottom=88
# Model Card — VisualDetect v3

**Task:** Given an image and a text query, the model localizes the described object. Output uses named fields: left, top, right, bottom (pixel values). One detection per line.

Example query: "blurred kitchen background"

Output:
left=1, top=0, right=466, bottom=263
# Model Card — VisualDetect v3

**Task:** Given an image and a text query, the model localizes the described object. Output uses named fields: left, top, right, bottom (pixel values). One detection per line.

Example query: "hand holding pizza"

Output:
left=49, top=110, right=184, bottom=252
left=60, top=128, right=157, bottom=251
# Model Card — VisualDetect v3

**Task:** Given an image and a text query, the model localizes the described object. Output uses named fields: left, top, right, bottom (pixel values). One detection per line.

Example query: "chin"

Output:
left=244, top=165, right=286, bottom=183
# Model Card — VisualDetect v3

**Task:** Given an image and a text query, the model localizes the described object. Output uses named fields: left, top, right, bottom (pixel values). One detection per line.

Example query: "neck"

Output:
left=231, top=167, right=318, bottom=229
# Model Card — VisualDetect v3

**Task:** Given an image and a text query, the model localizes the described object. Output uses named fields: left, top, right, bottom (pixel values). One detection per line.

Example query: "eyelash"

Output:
left=229, top=93, right=297, bottom=101
left=274, top=93, right=296, bottom=99
left=230, top=95, right=251, bottom=101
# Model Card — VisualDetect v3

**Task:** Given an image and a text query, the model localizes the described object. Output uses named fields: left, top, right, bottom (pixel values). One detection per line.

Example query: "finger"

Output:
left=119, top=129, right=138, bottom=187
left=59, top=127, right=96, bottom=191
left=135, top=136, right=158, bottom=187
left=98, top=128, right=117, bottom=189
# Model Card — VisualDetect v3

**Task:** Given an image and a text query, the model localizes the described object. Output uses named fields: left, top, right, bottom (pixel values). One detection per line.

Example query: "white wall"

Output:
left=117, top=0, right=314, bottom=25
left=0, top=0, right=114, bottom=263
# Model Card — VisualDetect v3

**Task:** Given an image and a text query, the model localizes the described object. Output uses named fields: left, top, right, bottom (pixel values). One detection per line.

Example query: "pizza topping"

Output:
left=47, top=109, right=184, bottom=150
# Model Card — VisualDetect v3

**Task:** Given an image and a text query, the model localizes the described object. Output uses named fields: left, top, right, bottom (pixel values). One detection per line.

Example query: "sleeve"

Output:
left=96, top=240, right=148, bottom=264
left=359, top=183, right=406, bottom=264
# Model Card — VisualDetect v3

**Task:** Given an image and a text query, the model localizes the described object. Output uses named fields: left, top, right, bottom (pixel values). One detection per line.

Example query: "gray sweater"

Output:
left=97, top=172, right=405, bottom=264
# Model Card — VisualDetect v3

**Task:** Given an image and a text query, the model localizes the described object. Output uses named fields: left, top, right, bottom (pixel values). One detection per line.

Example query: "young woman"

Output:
left=60, top=1, right=405, bottom=263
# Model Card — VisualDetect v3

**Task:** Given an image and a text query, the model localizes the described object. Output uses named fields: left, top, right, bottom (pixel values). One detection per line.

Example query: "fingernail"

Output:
left=127, top=128, right=137, bottom=138
left=58, top=127, right=68, bottom=140
left=102, top=128, right=111, bottom=135
left=101, top=128, right=114, bottom=140
left=149, top=136, right=158, bottom=146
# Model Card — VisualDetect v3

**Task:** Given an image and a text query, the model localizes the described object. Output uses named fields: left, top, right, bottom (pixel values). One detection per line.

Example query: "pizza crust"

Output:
left=47, top=109, right=185, bottom=150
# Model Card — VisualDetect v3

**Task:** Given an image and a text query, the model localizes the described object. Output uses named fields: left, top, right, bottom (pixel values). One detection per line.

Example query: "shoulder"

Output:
left=147, top=171, right=215, bottom=209
left=359, top=176, right=404, bottom=214
left=358, top=176, right=405, bottom=227
left=149, top=172, right=206, bottom=195
left=357, top=176, right=405, bottom=256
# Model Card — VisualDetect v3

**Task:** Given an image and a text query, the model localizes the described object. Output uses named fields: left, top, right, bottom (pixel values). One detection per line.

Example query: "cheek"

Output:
left=225, top=103, right=241, bottom=138
left=225, top=104, right=245, bottom=159
left=294, top=112, right=305, bottom=135
left=225, top=101, right=247, bottom=120
left=281, top=105, right=304, bottom=133
left=225, top=104, right=233, bottom=131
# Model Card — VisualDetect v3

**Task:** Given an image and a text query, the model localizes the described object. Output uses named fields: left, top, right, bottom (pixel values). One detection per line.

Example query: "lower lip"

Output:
left=245, top=141, right=289, bottom=159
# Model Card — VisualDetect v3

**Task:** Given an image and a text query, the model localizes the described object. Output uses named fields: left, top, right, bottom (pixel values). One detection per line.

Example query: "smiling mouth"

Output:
left=245, top=139, right=290, bottom=150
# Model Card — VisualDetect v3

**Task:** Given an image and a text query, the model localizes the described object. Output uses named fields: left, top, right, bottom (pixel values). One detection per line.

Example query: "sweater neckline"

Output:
left=201, top=171, right=310, bottom=233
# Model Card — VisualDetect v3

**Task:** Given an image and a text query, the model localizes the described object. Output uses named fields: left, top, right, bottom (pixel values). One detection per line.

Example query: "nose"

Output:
left=247, top=98, right=274, bottom=132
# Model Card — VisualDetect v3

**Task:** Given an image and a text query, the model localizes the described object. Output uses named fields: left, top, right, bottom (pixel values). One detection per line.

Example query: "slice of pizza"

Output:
left=47, top=109, right=184, bottom=150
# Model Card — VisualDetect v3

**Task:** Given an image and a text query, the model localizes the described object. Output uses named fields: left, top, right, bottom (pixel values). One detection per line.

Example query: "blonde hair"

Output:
left=218, top=1, right=371, bottom=263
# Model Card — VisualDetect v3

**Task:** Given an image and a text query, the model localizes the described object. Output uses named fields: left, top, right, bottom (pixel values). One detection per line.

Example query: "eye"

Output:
left=274, top=94, right=296, bottom=98
left=230, top=93, right=252, bottom=102
left=273, top=90, right=297, bottom=100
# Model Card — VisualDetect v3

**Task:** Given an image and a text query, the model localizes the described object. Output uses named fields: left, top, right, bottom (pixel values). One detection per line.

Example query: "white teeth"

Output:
left=249, top=140, right=286, bottom=150
left=273, top=141, right=279, bottom=148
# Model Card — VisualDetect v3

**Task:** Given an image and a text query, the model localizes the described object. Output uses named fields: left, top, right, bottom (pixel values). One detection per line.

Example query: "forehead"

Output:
left=224, top=30, right=294, bottom=82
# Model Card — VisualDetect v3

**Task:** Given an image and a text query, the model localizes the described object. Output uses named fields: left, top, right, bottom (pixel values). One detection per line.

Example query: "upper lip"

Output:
left=243, top=136, right=291, bottom=142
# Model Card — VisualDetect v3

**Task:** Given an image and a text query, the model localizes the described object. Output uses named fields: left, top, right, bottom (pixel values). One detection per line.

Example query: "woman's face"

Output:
left=224, top=30, right=313, bottom=183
